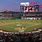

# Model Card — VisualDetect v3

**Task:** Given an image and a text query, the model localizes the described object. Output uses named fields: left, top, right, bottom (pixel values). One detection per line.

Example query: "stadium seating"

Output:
left=0, top=31, right=42, bottom=42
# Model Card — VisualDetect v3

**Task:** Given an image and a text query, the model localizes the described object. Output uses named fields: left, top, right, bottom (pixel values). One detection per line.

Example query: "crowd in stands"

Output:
left=0, top=31, right=42, bottom=42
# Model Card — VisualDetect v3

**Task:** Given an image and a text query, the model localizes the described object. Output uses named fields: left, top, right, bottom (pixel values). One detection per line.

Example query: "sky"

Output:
left=0, top=0, right=42, bottom=12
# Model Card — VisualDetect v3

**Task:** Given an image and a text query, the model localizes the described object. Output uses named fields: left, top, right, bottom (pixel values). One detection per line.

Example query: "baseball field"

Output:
left=0, top=19, right=42, bottom=32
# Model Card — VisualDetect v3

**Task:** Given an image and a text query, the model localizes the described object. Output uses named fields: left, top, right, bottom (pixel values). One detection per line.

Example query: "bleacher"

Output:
left=0, top=31, right=42, bottom=42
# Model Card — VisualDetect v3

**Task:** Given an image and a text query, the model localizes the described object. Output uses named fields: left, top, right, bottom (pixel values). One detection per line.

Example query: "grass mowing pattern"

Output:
left=0, top=19, right=42, bottom=32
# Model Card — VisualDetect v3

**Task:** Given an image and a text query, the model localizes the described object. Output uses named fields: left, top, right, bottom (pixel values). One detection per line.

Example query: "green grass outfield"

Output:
left=0, top=19, right=42, bottom=32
